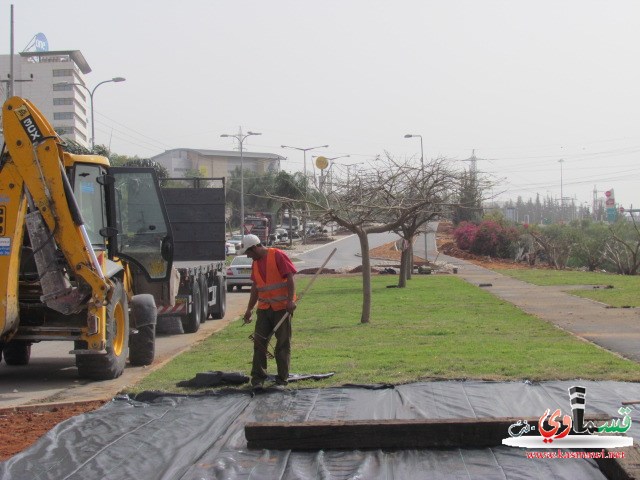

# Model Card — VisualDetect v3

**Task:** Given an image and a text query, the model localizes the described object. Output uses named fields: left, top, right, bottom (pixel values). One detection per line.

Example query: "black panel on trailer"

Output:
left=160, top=178, right=226, bottom=262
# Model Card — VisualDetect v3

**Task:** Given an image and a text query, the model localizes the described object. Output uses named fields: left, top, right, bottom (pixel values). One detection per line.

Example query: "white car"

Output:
left=226, top=255, right=253, bottom=291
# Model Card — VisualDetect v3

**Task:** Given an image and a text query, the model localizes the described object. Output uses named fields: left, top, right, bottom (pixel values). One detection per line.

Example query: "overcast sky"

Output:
left=2, top=1, right=639, bottom=208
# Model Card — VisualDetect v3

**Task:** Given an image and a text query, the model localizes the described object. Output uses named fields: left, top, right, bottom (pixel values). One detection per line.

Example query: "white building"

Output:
left=0, top=50, right=91, bottom=147
left=151, top=148, right=284, bottom=179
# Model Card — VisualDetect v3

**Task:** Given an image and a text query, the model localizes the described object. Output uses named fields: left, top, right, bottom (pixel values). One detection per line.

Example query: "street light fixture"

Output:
left=281, top=144, right=329, bottom=186
left=221, top=130, right=262, bottom=238
left=404, top=133, right=424, bottom=172
left=55, top=77, right=126, bottom=149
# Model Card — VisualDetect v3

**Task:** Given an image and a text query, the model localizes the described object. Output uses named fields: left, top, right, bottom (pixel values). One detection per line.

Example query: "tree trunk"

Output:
left=358, top=230, right=371, bottom=323
left=398, top=248, right=408, bottom=288
left=407, top=239, right=414, bottom=280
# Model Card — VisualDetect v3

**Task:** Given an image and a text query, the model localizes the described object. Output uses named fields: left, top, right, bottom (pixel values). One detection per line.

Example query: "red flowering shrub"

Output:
left=453, top=222, right=478, bottom=251
left=454, top=220, right=520, bottom=259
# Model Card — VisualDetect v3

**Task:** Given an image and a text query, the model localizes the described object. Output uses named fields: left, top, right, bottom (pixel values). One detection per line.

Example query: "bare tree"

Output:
left=387, top=155, right=456, bottom=287
left=604, top=219, right=640, bottom=275
left=270, top=156, right=457, bottom=323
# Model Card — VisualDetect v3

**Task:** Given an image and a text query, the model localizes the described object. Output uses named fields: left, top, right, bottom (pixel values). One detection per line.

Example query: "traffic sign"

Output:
left=315, top=156, right=329, bottom=170
left=606, top=198, right=615, bottom=206
left=620, top=206, right=625, bottom=213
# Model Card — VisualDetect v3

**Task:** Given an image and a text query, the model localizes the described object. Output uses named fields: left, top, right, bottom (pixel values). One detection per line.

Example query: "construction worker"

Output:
left=239, top=234, right=297, bottom=389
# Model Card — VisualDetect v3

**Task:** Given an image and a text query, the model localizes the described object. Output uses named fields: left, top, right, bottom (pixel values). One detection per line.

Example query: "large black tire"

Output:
left=227, top=284, right=233, bottom=293
left=3, top=341, right=31, bottom=366
left=129, top=294, right=157, bottom=366
left=76, top=279, right=129, bottom=380
left=199, top=274, right=209, bottom=323
left=211, top=273, right=227, bottom=320
left=181, top=280, right=201, bottom=333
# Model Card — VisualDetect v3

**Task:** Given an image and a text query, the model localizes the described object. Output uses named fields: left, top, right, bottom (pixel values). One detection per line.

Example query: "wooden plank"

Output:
left=246, top=417, right=540, bottom=450
left=246, top=415, right=611, bottom=451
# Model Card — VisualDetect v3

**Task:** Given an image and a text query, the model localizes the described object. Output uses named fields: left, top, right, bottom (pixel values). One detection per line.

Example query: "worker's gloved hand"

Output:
left=286, top=300, right=297, bottom=315
left=243, top=309, right=253, bottom=324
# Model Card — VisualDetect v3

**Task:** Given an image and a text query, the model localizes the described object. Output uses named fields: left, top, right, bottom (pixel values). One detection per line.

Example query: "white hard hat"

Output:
left=238, top=234, right=261, bottom=254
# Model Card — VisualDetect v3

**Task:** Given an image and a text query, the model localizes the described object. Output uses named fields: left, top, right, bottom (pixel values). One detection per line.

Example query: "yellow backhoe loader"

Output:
left=0, top=96, right=174, bottom=379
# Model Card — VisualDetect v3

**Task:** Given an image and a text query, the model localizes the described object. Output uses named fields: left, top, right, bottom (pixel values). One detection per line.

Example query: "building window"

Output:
left=53, top=84, right=73, bottom=91
left=53, top=69, right=74, bottom=77
left=54, top=112, right=74, bottom=120
left=53, top=97, right=86, bottom=115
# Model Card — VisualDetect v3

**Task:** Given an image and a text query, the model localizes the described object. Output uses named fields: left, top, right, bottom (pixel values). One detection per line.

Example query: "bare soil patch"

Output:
left=0, top=400, right=106, bottom=460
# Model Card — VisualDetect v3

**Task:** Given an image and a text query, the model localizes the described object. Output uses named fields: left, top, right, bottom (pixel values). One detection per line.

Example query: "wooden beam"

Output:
left=246, top=417, right=540, bottom=450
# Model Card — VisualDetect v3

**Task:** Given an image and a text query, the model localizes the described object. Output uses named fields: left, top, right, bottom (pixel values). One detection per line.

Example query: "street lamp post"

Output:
left=281, top=144, right=329, bottom=240
left=559, top=159, right=564, bottom=222
left=404, top=134, right=424, bottom=172
left=221, top=130, right=261, bottom=239
left=405, top=134, right=427, bottom=261
left=56, top=77, right=126, bottom=149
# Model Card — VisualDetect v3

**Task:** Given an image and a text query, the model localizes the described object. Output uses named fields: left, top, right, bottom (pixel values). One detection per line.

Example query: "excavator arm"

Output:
left=0, top=97, right=112, bottom=349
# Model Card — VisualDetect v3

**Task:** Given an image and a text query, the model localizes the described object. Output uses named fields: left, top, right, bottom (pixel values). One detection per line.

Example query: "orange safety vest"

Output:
left=253, top=248, right=296, bottom=310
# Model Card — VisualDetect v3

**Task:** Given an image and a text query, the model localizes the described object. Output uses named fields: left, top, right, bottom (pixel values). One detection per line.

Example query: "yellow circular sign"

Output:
left=315, top=156, right=329, bottom=170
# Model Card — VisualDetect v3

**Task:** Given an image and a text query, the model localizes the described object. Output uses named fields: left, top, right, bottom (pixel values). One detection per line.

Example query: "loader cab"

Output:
left=70, top=163, right=173, bottom=282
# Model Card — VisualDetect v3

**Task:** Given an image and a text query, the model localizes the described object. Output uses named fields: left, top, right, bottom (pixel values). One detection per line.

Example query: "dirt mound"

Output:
left=297, top=267, right=337, bottom=275
left=348, top=265, right=380, bottom=273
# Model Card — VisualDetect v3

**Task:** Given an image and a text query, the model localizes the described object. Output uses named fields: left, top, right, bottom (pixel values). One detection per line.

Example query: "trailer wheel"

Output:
left=129, top=294, right=157, bottom=366
left=3, top=341, right=31, bottom=366
left=76, top=279, right=129, bottom=380
left=211, top=273, right=227, bottom=319
left=181, top=280, right=201, bottom=333
left=227, top=284, right=233, bottom=293
left=198, top=274, right=209, bottom=322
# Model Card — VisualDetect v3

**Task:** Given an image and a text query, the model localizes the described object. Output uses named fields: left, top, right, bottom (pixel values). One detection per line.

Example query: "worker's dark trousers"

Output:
left=251, top=307, right=292, bottom=385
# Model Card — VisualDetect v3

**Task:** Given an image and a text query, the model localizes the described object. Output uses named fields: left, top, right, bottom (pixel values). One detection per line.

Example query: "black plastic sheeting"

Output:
left=3, top=380, right=640, bottom=479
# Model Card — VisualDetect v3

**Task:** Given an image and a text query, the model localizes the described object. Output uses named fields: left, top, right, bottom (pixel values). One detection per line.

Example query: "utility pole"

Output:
left=559, top=159, right=564, bottom=222
left=9, top=5, right=14, bottom=98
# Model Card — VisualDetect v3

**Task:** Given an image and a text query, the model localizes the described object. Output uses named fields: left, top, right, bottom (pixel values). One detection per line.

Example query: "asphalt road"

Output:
left=296, top=224, right=438, bottom=270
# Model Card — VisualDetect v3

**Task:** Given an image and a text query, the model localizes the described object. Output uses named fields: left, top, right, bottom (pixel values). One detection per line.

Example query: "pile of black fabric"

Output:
left=176, top=371, right=335, bottom=388
left=177, top=371, right=249, bottom=388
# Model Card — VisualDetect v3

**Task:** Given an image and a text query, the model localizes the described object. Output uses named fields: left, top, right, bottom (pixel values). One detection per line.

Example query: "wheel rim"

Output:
left=113, top=302, right=126, bottom=356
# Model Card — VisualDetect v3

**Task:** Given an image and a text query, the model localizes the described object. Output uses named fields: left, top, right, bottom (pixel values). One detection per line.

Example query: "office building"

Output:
left=0, top=50, right=91, bottom=148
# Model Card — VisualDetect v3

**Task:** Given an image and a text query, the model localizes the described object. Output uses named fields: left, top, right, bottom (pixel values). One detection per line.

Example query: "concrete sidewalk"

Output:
left=437, top=253, right=640, bottom=363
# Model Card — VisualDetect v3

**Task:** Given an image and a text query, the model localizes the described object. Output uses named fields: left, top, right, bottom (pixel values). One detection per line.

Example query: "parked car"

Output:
left=269, top=228, right=289, bottom=245
left=226, top=255, right=253, bottom=291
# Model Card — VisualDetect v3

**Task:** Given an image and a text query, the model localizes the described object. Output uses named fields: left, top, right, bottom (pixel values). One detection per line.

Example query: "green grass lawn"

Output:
left=497, top=269, right=640, bottom=307
left=131, top=275, right=640, bottom=394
